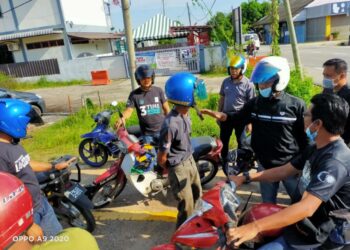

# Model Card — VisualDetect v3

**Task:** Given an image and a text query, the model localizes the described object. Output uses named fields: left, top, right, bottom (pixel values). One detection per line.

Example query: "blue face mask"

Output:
left=259, top=87, right=272, bottom=98
left=305, top=123, right=318, bottom=142
left=323, top=78, right=335, bottom=89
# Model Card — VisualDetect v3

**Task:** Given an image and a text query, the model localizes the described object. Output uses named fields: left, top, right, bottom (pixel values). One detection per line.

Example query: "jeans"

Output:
left=258, top=236, right=316, bottom=250
left=258, top=164, right=301, bottom=204
left=34, top=196, right=63, bottom=237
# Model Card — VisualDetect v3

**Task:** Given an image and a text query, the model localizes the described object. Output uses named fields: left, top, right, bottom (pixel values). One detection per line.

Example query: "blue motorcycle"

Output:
left=79, top=109, right=120, bottom=167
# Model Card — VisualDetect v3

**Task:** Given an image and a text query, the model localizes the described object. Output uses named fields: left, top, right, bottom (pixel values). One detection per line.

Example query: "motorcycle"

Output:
left=152, top=157, right=284, bottom=250
left=127, top=125, right=223, bottom=185
left=36, top=155, right=96, bottom=232
left=79, top=108, right=120, bottom=167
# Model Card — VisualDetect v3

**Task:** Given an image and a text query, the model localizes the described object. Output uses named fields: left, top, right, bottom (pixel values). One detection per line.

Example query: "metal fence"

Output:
left=135, top=45, right=200, bottom=75
left=0, top=59, right=60, bottom=78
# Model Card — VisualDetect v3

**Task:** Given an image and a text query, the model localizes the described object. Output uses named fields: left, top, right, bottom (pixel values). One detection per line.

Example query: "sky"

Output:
left=110, top=0, right=246, bottom=31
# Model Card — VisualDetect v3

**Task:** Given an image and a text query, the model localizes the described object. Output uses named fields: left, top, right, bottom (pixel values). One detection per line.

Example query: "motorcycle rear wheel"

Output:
left=60, top=200, right=96, bottom=232
left=197, top=159, right=218, bottom=185
left=91, top=175, right=127, bottom=209
left=79, top=138, right=108, bottom=167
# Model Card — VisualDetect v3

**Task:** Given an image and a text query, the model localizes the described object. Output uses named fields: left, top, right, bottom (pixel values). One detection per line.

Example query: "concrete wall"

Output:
left=0, top=0, right=17, bottom=32
left=331, top=15, right=350, bottom=40
left=71, top=40, right=112, bottom=58
left=203, top=45, right=225, bottom=72
left=13, top=0, right=61, bottom=30
left=17, top=54, right=128, bottom=82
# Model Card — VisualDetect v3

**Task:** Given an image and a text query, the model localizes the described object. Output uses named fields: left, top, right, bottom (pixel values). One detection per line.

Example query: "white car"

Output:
left=243, top=33, right=260, bottom=50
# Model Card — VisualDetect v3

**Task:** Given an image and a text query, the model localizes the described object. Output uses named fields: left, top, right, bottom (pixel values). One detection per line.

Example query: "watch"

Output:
left=243, top=171, right=251, bottom=184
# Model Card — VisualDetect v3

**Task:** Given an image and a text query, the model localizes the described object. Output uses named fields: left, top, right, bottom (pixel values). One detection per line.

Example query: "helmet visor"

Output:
left=251, top=62, right=280, bottom=85
left=194, top=79, right=208, bottom=101
left=27, top=108, right=44, bottom=125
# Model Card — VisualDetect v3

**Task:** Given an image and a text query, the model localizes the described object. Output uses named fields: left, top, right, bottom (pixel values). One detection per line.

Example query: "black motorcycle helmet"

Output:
left=135, top=65, right=155, bottom=85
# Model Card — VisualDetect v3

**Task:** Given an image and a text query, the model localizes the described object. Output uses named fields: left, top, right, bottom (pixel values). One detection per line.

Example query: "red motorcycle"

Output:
left=152, top=180, right=285, bottom=250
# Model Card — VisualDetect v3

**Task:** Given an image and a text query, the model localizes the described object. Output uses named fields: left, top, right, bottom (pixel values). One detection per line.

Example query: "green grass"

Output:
left=0, top=73, right=88, bottom=91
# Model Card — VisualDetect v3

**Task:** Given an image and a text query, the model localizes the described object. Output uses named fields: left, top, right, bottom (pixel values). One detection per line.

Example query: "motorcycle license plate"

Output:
left=64, top=183, right=86, bottom=202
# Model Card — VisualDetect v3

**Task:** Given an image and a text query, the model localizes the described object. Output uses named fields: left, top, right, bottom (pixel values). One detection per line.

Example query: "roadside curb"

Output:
left=93, top=210, right=177, bottom=222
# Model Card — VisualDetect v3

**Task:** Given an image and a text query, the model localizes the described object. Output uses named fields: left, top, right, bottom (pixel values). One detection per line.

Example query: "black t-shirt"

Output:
left=158, top=109, right=192, bottom=167
left=0, top=142, right=42, bottom=212
left=126, top=86, right=167, bottom=135
left=291, top=139, right=350, bottom=228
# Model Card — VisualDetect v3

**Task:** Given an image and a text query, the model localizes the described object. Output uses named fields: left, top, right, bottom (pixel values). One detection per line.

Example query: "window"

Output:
left=26, top=40, right=64, bottom=50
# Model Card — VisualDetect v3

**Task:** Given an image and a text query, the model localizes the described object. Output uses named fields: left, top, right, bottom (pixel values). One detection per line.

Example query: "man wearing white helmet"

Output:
left=202, top=56, right=308, bottom=204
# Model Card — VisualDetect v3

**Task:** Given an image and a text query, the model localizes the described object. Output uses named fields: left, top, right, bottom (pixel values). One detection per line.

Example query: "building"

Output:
left=0, top=0, right=118, bottom=64
left=256, top=0, right=350, bottom=44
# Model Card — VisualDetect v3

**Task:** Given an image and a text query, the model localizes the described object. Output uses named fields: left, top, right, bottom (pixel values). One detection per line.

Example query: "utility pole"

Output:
left=187, top=2, right=192, bottom=26
left=162, top=0, right=165, bottom=16
left=283, top=0, right=303, bottom=79
left=121, top=0, right=137, bottom=90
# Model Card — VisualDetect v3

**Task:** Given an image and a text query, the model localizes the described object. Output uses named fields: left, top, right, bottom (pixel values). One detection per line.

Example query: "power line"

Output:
left=0, top=0, right=33, bottom=16
left=191, top=0, right=217, bottom=23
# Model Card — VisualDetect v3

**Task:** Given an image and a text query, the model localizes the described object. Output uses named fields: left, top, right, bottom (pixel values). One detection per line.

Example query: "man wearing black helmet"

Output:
left=115, top=65, right=170, bottom=144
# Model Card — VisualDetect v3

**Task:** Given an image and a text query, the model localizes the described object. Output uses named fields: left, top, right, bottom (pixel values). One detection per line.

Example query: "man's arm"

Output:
left=162, top=101, right=170, bottom=115
left=218, top=95, right=224, bottom=112
left=30, top=157, right=76, bottom=172
left=229, top=163, right=300, bottom=187
left=226, top=191, right=323, bottom=247
left=201, top=109, right=228, bottom=121
left=157, top=151, right=168, bottom=169
left=115, top=107, right=133, bottom=128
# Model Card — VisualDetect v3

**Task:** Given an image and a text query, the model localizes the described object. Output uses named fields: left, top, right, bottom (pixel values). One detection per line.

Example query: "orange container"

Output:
left=248, top=56, right=267, bottom=67
left=91, top=70, right=111, bottom=85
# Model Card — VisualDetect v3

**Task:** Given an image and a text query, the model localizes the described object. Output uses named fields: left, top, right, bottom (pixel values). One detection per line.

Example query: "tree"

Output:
left=271, top=0, right=281, bottom=56
left=241, top=0, right=271, bottom=31
left=207, top=12, right=234, bottom=45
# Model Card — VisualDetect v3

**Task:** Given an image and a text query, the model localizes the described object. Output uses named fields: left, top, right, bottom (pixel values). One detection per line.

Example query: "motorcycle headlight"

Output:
left=193, top=199, right=213, bottom=216
left=220, top=184, right=240, bottom=222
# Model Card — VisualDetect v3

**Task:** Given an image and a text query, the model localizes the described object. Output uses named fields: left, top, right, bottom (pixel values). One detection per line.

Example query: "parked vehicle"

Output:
left=0, top=88, right=46, bottom=116
left=36, top=155, right=96, bottom=232
left=152, top=180, right=284, bottom=250
left=127, top=125, right=223, bottom=185
left=243, top=33, right=260, bottom=50
left=79, top=108, right=120, bottom=167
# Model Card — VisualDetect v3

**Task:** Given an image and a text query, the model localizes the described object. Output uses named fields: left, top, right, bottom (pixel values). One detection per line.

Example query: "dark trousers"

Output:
left=168, top=156, right=202, bottom=229
left=220, top=118, right=245, bottom=162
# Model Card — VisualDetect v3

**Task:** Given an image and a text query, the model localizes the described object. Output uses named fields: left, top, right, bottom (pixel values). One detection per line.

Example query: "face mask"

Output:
left=259, top=87, right=272, bottom=98
left=323, top=78, right=337, bottom=89
left=305, top=123, right=318, bottom=142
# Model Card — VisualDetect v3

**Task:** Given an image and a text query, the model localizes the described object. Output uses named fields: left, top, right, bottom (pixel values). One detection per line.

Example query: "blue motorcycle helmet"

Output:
left=0, top=98, right=43, bottom=139
left=250, top=56, right=290, bottom=98
left=227, top=55, right=247, bottom=75
left=135, top=64, right=155, bottom=85
left=165, top=72, right=207, bottom=107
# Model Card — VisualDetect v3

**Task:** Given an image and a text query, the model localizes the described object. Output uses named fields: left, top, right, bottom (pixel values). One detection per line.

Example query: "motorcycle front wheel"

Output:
left=79, top=138, right=108, bottom=167
left=60, top=200, right=96, bottom=232
left=197, top=159, right=218, bottom=185
left=91, top=174, right=127, bottom=209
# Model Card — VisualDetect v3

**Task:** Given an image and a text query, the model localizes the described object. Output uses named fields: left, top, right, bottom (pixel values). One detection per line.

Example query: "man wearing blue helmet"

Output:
left=158, top=72, right=207, bottom=228
left=219, top=55, right=255, bottom=166
left=202, top=56, right=308, bottom=204
left=0, top=99, right=76, bottom=239
left=115, top=65, right=170, bottom=144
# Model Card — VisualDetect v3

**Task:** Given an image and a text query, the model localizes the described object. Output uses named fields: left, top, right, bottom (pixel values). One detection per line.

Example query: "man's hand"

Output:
left=55, top=156, right=77, bottom=170
left=26, top=223, right=44, bottom=243
left=229, top=175, right=245, bottom=187
left=226, top=222, right=260, bottom=247
left=115, top=117, right=125, bottom=129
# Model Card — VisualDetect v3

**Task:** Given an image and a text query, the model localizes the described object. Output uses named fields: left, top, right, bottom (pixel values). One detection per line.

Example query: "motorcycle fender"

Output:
left=81, top=132, right=100, bottom=139
left=151, top=244, right=176, bottom=250
left=72, top=193, right=94, bottom=210
left=121, top=153, right=157, bottom=197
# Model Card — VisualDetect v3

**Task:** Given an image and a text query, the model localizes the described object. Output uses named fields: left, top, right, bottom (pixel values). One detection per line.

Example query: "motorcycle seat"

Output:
left=191, top=136, right=217, bottom=160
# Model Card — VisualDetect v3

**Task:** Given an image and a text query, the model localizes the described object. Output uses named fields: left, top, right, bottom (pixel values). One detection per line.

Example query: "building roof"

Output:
left=133, top=13, right=187, bottom=42
left=305, top=0, right=346, bottom=8
left=255, top=0, right=314, bottom=26
left=68, top=32, right=121, bottom=40
left=0, top=28, right=63, bottom=41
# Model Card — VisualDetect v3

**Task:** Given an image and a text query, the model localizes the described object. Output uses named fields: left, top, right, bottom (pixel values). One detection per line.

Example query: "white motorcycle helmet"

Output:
left=251, top=56, right=290, bottom=94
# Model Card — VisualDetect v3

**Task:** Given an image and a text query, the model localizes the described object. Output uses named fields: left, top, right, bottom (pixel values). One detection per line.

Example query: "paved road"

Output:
left=259, top=43, right=350, bottom=85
